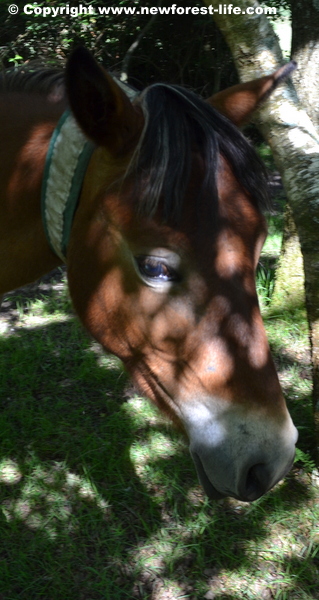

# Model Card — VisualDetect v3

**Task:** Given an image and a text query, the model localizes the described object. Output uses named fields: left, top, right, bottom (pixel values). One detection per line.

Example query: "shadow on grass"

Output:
left=0, top=267, right=68, bottom=322
left=0, top=292, right=318, bottom=599
left=265, top=308, right=315, bottom=459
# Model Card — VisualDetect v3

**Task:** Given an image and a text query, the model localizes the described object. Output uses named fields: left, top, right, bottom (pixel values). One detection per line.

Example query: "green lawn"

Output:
left=0, top=231, right=318, bottom=599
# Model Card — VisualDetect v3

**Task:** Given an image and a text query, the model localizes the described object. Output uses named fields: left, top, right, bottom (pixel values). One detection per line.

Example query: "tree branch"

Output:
left=120, top=3, right=162, bottom=83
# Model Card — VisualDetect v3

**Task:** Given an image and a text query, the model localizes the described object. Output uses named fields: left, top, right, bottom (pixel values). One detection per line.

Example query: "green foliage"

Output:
left=295, top=448, right=316, bottom=473
left=7, top=53, right=23, bottom=65
left=262, top=0, right=291, bottom=15
left=257, top=142, right=277, bottom=172
left=1, top=0, right=236, bottom=92
left=256, top=261, right=276, bottom=304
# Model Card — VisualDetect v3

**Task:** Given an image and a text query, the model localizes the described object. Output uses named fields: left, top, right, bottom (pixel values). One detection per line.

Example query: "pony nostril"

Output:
left=242, top=452, right=296, bottom=502
left=243, top=463, right=269, bottom=502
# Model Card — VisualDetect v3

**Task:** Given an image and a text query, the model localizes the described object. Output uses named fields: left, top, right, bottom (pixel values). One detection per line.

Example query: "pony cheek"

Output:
left=72, top=267, right=149, bottom=359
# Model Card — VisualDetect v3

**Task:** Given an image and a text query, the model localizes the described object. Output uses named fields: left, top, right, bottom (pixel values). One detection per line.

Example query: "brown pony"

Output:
left=0, top=48, right=298, bottom=501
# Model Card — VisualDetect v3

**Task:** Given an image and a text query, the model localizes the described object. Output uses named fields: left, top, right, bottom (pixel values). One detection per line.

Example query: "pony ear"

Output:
left=66, top=47, right=143, bottom=153
left=207, top=61, right=296, bottom=127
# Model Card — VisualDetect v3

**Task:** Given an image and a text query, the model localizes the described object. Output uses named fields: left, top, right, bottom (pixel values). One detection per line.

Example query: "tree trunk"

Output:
left=271, top=203, right=305, bottom=310
left=120, top=8, right=161, bottom=83
left=291, top=0, right=319, bottom=134
left=203, top=0, right=319, bottom=454
left=289, top=0, right=319, bottom=439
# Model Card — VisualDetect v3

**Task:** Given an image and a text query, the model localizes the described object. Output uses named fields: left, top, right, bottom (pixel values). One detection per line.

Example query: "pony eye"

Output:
left=136, top=256, right=178, bottom=283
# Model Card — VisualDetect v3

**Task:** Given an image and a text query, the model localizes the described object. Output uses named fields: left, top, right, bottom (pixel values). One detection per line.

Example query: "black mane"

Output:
left=0, top=65, right=65, bottom=100
left=0, top=63, right=270, bottom=223
left=126, top=84, right=270, bottom=223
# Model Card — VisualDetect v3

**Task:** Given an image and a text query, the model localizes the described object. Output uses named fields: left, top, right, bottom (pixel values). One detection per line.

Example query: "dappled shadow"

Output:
left=281, top=554, right=319, bottom=598
left=147, top=470, right=314, bottom=597
left=0, top=267, right=69, bottom=326
left=266, top=315, right=315, bottom=457
left=0, top=311, right=164, bottom=598
left=0, top=277, right=317, bottom=598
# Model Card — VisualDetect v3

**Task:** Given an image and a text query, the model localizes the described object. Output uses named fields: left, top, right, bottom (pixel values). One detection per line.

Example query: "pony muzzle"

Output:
left=191, top=448, right=296, bottom=502
left=184, top=403, right=298, bottom=502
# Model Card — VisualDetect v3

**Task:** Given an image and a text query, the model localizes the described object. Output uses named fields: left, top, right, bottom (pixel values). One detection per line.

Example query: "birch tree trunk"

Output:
left=291, top=0, right=319, bottom=134
left=272, top=0, right=319, bottom=335
left=271, top=203, right=305, bottom=311
left=203, top=0, right=319, bottom=451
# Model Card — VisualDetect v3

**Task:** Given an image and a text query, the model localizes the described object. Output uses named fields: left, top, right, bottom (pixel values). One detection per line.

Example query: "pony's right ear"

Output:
left=207, top=61, right=297, bottom=127
left=66, top=47, right=144, bottom=153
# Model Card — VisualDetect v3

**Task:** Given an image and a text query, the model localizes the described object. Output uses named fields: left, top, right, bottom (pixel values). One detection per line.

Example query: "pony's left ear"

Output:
left=207, top=61, right=296, bottom=127
left=66, top=47, right=143, bottom=153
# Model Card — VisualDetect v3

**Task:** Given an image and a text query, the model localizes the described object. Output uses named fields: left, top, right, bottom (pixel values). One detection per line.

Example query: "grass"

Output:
left=0, top=238, right=318, bottom=599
